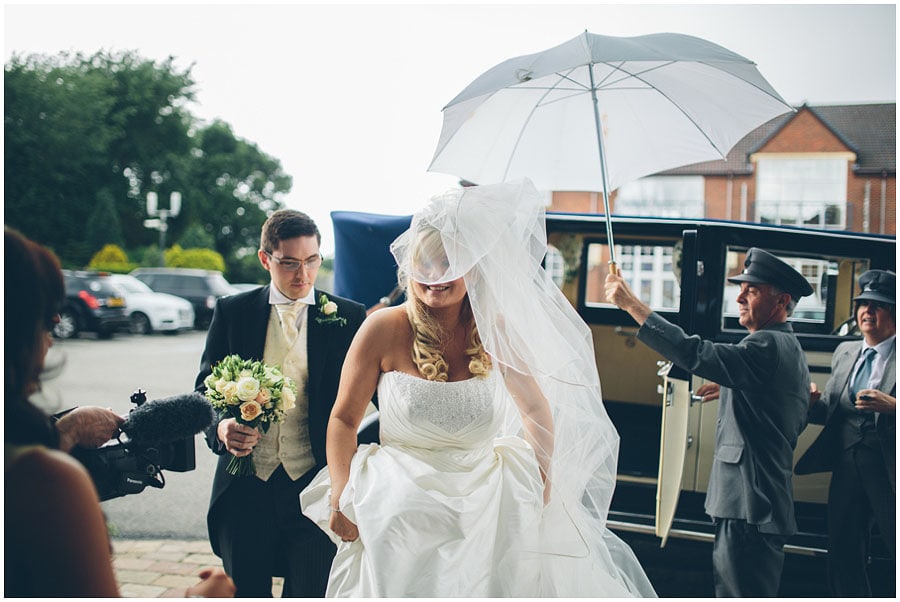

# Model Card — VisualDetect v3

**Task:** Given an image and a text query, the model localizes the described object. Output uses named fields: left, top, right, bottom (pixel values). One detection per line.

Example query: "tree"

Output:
left=177, top=223, right=216, bottom=250
left=5, top=50, right=196, bottom=266
left=85, top=188, right=125, bottom=253
left=181, top=120, right=293, bottom=266
left=165, top=244, right=226, bottom=272
left=87, top=244, right=136, bottom=273
left=5, top=50, right=293, bottom=274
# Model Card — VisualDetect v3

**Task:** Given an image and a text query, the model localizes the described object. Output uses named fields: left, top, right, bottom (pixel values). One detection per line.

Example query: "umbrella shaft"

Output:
left=588, top=65, right=617, bottom=265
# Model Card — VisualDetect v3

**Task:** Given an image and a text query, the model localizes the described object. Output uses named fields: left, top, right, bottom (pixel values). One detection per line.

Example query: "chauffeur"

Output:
left=796, top=269, right=895, bottom=596
left=606, top=247, right=813, bottom=597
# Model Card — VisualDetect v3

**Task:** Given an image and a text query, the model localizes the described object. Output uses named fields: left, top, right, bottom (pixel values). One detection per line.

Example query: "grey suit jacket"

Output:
left=638, top=313, right=809, bottom=536
left=795, top=339, right=896, bottom=493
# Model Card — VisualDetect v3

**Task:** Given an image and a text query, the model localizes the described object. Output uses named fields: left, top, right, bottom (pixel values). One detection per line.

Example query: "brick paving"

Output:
left=111, top=538, right=283, bottom=597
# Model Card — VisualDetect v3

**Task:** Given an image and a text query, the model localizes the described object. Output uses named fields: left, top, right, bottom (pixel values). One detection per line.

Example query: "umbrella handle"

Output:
left=608, top=261, right=618, bottom=276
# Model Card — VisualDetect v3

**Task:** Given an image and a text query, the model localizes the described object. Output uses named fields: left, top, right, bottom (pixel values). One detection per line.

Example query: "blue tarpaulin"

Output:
left=331, top=211, right=412, bottom=309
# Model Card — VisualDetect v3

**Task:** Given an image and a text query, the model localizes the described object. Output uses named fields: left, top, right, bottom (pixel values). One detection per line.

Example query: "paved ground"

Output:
left=112, top=538, right=283, bottom=597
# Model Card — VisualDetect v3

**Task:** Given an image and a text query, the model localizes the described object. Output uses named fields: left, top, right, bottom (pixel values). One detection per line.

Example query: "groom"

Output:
left=195, top=209, right=366, bottom=597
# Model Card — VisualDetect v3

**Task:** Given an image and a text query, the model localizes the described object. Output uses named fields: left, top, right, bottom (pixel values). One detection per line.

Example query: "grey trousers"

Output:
left=712, top=518, right=786, bottom=597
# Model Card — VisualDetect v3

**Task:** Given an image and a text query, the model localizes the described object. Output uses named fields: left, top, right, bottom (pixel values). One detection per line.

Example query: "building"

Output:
left=550, top=103, right=896, bottom=236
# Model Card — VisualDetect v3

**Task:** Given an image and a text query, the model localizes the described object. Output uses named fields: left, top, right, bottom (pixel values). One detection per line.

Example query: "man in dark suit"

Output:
left=195, top=209, right=366, bottom=597
left=606, top=247, right=813, bottom=597
left=796, top=269, right=895, bottom=596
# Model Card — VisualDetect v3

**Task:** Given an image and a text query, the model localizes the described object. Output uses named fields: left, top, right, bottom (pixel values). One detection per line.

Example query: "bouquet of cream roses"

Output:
left=203, top=354, right=298, bottom=476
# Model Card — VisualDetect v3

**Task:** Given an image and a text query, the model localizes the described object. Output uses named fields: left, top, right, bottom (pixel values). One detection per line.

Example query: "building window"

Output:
left=614, top=176, right=704, bottom=218
left=585, top=243, right=681, bottom=312
left=756, top=157, right=847, bottom=229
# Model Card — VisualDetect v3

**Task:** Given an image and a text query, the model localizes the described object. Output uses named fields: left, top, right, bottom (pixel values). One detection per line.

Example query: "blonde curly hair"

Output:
left=403, top=228, right=491, bottom=381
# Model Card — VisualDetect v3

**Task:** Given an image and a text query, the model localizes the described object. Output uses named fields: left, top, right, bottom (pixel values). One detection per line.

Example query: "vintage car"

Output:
left=330, top=210, right=895, bottom=564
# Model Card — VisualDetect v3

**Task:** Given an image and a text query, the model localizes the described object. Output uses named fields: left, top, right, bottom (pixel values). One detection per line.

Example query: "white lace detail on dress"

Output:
left=393, top=371, right=494, bottom=434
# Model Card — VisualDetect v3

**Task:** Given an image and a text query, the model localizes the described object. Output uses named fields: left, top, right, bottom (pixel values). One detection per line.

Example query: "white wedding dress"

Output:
left=301, top=369, right=655, bottom=597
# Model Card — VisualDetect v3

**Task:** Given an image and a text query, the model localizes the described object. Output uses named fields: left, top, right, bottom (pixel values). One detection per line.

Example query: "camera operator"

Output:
left=53, top=406, right=124, bottom=452
left=4, top=227, right=235, bottom=598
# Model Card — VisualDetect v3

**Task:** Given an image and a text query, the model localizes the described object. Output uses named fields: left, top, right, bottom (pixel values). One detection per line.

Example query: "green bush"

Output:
left=87, top=244, right=137, bottom=273
left=165, top=244, right=226, bottom=272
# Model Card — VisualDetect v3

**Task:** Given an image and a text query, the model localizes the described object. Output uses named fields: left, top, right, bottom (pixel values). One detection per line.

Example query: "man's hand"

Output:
left=217, top=418, right=260, bottom=457
left=855, top=389, right=896, bottom=414
left=809, top=382, right=822, bottom=407
left=604, top=272, right=652, bottom=325
left=185, top=567, right=236, bottom=597
left=695, top=382, right=721, bottom=403
left=56, top=407, right=125, bottom=452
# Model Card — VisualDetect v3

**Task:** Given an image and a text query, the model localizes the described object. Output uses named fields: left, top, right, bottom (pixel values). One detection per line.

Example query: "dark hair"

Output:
left=4, top=227, right=64, bottom=447
left=260, top=209, right=320, bottom=254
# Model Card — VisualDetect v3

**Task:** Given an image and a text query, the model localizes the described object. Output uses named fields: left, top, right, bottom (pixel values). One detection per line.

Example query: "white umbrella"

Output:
left=428, top=31, right=794, bottom=267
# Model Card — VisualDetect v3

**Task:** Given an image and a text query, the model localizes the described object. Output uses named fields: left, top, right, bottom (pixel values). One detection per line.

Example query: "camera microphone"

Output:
left=120, top=392, right=215, bottom=447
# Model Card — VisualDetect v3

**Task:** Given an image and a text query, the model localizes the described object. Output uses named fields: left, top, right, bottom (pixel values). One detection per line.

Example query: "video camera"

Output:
left=73, top=389, right=212, bottom=502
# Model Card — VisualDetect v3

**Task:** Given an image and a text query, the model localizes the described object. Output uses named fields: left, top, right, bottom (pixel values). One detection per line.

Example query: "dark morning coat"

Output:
left=795, top=339, right=896, bottom=493
left=637, top=313, right=810, bottom=536
left=194, top=284, right=366, bottom=553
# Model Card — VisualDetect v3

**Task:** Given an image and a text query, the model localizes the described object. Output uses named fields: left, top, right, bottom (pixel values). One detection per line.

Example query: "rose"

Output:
left=323, top=301, right=338, bottom=316
left=214, top=378, right=228, bottom=393
left=240, top=400, right=263, bottom=421
left=281, top=386, right=296, bottom=411
left=236, top=376, right=261, bottom=402
left=222, top=381, right=240, bottom=405
left=255, top=388, right=272, bottom=405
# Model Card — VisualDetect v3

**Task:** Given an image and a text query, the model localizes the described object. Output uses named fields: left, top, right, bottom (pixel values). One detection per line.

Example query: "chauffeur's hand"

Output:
left=855, top=389, right=896, bottom=414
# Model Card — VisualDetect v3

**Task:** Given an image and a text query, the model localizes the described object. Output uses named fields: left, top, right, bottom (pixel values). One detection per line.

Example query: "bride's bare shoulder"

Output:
left=365, top=305, right=408, bottom=327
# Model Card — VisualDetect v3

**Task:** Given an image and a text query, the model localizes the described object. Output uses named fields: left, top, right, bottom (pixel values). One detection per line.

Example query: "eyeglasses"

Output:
left=264, top=251, right=323, bottom=272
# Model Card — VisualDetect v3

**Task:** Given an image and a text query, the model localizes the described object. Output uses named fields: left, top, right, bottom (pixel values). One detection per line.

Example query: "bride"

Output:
left=301, top=179, right=656, bottom=597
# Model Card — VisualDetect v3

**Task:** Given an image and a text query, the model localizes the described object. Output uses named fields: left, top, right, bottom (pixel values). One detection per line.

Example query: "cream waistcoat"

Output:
left=252, top=307, right=316, bottom=481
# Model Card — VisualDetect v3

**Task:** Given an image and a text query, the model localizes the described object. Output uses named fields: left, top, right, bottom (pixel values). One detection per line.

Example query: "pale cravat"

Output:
left=279, top=302, right=303, bottom=345
left=850, top=347, right=876, bottom=400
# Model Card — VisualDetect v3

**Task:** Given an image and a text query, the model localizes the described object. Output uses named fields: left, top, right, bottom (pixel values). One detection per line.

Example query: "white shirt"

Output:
left=854, top=334, right=896, bottom=390
left=268, top=284, right=315, bottom=331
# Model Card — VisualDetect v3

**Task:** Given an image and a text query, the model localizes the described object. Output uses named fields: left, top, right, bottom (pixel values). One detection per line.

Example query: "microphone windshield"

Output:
left=121, top=392, right=215, bottom=447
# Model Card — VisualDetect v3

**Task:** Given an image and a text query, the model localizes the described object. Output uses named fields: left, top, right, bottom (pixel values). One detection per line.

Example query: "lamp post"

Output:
left=143, top=191, right=182, bottom=266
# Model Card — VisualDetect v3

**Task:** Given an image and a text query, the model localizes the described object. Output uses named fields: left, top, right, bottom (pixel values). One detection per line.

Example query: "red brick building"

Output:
left=550, top=103, right=896, bottom=236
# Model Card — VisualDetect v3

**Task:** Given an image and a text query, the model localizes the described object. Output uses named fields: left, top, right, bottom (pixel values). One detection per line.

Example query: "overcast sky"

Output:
left=5, top=2, right=896, bottom=254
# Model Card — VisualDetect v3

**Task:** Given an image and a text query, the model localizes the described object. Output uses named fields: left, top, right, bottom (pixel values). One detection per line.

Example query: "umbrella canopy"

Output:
left=428, top=32, right=794, bottom=263
left=430, top=31, right=793, bottom=193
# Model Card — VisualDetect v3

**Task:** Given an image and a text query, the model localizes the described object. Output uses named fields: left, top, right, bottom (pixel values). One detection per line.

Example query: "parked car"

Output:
left=54, top=270, right=130, bottom=340
left=332, top=210, right=896, bottom=567
left=230, top=283, right=263, bottom=292
left=129, top=267, right=237, bottom=329
left=108, top=274, right=195, bottom=335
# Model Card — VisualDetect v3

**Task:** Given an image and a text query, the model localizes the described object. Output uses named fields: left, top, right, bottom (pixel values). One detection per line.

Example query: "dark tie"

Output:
left=850, top=347, right=876, bottom=400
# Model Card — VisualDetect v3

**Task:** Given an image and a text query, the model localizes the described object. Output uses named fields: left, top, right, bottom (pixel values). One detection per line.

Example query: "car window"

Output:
left=152, top=274, right=183, bottom=290
left=112, top=277, right=153, bottom=294
left=721, top=246, right=870, bottom=336
left=134, top=274, right=157, bottom=288
left=583, top=241, right=682, bottom=313
left=208, top=274, right=235, bottom=296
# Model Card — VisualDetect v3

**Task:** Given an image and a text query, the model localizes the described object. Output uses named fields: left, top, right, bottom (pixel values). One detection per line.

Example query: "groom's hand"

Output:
left=217, top=418, right=260, bottom=457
